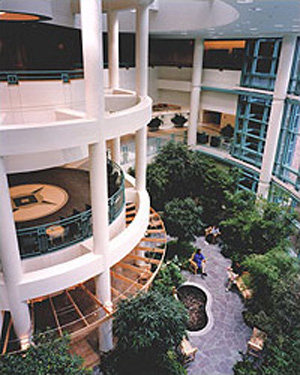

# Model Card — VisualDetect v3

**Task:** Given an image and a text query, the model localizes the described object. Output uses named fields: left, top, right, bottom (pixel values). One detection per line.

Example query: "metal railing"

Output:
left=17, top=163, right=125, bottom=259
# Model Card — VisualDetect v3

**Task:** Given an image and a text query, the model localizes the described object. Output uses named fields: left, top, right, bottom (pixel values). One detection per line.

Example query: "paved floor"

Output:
left=184, top=237, right=251, bottom=375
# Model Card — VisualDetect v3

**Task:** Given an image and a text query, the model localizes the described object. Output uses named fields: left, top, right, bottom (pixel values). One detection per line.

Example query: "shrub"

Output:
left=0, top=332, right=91, bottom=375
left=153, top=259, right=186, bottom=294
left=163, top=198, right=203, bottom=243
left=101, top=290, right=188, bottom=375
left=220, top=200, right=295, bottom=262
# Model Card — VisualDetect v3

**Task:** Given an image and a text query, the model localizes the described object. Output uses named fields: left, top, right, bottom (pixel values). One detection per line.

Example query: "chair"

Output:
left=180, top=337, right=198, bottom=363
left=247, top=328, right=267, bottom=357
left=189, top=252, right=198, bottom=275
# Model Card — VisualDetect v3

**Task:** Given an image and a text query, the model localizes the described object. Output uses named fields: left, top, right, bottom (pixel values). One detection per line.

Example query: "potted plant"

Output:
left=197, top=132, right=209, bottom=144
left=147, top=117, right=163, bottom=132
left=171, top=114, right=188, bottom=128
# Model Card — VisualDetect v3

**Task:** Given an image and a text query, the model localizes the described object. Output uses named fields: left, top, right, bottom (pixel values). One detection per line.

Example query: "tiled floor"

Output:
left=184, top=237, right=251, bottom=375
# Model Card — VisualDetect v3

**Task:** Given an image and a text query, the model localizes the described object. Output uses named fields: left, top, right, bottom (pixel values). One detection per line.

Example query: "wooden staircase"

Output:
left=0, top=203, right=167, bottom=363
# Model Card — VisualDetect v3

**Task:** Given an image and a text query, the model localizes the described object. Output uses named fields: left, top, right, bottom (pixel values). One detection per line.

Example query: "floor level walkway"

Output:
left=183, top=237, right=251, bottom=375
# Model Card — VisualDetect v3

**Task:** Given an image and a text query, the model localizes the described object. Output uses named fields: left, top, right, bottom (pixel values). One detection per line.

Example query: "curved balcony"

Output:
left=14, top=162, right=125, bottom=259
left=0, top=206, right=167, bottom=355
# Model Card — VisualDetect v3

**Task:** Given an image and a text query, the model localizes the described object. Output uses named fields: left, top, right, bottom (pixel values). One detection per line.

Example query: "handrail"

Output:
left=0, top=69, right=84, bottom=84
left=17, top=162, right=125, bottom=259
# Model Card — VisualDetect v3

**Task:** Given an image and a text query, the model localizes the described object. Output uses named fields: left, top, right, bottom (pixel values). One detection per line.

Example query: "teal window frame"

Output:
left=231, top=94, right=272, bottom=168
left=241, top=38, right=281, bottom=91
left=288, top=37, right=300, bottom=95
left=274, top=99, right=300, bottom=190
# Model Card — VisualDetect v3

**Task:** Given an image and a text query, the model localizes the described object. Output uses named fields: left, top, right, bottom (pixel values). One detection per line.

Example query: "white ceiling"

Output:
left=147, top=0, right=300, bottom=39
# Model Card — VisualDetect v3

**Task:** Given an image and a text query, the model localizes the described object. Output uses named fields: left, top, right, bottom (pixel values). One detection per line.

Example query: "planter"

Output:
left=210, top=136, right=221, bottom=147
left=147, top=117, right=163, bottom=132
left=171, top=114, right=188, bottom=128
left=197, top=132, right=209, bottom=144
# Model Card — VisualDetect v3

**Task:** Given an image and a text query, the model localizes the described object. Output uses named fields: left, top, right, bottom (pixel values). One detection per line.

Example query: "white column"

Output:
left=108, top=11, right=121, bottom=166
left=80, top=0, right=112, bottom=352
left=0, top=158, right=31, bottom=344
left=188, top=38, right=204, bottom=146
left=135, top=5, right=149, bottom=191
left=111, top=137, right=121, bottom=165
left=257, top=35, right=297, bottom=199
left=108, top=10, right=119, bottom=91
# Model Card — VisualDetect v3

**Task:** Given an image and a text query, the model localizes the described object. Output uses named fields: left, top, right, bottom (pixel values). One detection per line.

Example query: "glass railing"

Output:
left=0, top=69, right=84, bottom=84
left=17, top=162, right=125, bottom=259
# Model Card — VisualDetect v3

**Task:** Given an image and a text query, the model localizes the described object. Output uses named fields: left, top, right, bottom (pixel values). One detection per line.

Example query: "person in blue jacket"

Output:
left=193, top=249, right=207, bottom=276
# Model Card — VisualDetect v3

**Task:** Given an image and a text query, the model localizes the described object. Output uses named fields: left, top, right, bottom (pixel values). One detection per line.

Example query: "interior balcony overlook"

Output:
left=7, top=160, right=124, bottom=263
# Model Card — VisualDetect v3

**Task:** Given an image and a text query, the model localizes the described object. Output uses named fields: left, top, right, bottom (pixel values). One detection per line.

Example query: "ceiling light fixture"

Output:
left=0, top=10, right=50, bottom=22
left=237, top=0, right=253, bottom=3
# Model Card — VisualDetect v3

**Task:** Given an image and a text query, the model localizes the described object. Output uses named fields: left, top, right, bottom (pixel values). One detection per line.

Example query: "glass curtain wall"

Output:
left=241, top=38, right=281, bottom=91
left=231, top=94, right=272, bottom=167
left=274, top=100, right=300, bottom=190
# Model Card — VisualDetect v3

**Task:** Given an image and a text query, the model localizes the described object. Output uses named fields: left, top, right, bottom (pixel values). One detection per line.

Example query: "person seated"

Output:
left=226, top=266, right=239, bottom=292
left=193, top=249, right=207, bottom=276
left=205, top=225, right=221, bottom=244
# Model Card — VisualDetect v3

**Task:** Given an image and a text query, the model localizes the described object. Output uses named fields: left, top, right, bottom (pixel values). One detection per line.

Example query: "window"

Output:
left=241, top=38, right=281, bottom=91
left=274, top=100, right=300, bottom=190
left=231, top=95, right=272, bottom=167
left=288, top=37, right=300, bottom=96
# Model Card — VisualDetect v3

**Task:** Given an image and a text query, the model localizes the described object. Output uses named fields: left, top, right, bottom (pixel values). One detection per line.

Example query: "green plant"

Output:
left=153, top=259, right=186, bottom=294
left=220, top=200, right=295, bottom=262
left=163, top=198, right=203, bottom=243
left=101, top=290, right=188, bottom=375
left=0, top=332, right=91, bottom=375
left=165, top=241, right=197, bottom=268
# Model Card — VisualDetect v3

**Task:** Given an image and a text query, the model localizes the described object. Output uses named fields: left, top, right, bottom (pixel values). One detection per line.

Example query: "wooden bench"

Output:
left=172, top=288, right=198, bottom=363
left=236, top=272, right=253, bottom=300
left=180, top=337, right=198, bottom=363
left=247, top=327, right=267, bottom=357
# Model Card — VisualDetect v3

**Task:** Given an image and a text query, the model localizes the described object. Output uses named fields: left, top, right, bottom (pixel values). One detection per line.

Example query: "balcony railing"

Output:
left=17, top=163, right=125, bottom=259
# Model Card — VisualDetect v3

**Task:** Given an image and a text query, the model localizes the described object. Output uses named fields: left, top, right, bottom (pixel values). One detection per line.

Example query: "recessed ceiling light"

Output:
left=275, top=24, right=284, bottom=28
left=130, top=9, right=136, bottom=13
left=292, top=25, right=300, bottom=28
left=250, top=28, right=258, bottom=31
left=181, top=31, right=188, bottom=35
left=207, top=27, right=215, bottom=31
left=237, top=0, right=253, bottom=3
left=249, top=7, right=262, bottom=12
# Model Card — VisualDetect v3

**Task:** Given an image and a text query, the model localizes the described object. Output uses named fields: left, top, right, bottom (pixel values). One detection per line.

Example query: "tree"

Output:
left=101, top=290, right=188, bottom=375
left=220, top=200, right=295, bottom=262
left=0, top=333, right=91, bottom=375
left=163, top=198, right=203, bottom=243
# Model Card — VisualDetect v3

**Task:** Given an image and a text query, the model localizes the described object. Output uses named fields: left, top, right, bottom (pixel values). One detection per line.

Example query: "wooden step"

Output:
left=136, top=246, right=165, bottom=254
left=70, top=339, right=99, bottom=369
left=117, top=262, right=152, bottom=276
left=127, top=254, right=161, bottom=265
left=111, top=271, right=144, bottom=289
left=126, top=203, right=135, bottom=209
left=145, top=229, right=164, bottom=234
left=141, top=237, right=166, bottom=243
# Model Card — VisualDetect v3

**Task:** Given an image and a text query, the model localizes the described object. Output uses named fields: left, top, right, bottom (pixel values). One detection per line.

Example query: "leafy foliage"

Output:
left=235, top=254, right=300, bottom=375
left=220, top=200, right=295, bottom=262
left=152, top=259, right=186, bottom=294
left=0, top=333, right=91, bottom=375
left=146, top=141, right=240, bottom=223
left=163, top=198, right=203, bottom=242
left=113, top=290, right=188, bottom=354
left=101, top=290, right=188, bottom=375
left=165, top=241, right=197, bottom=269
